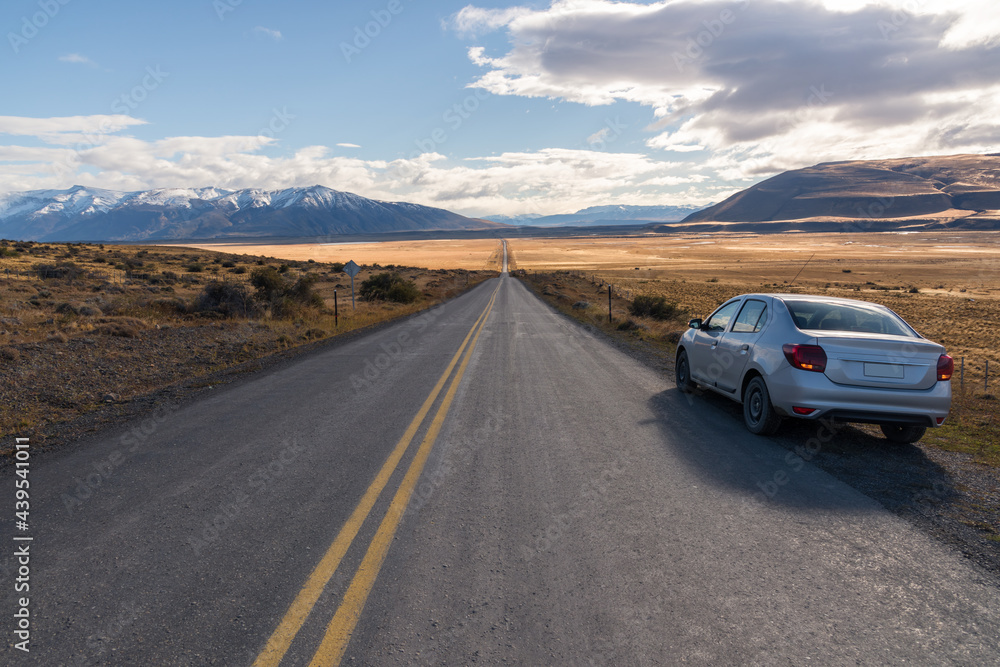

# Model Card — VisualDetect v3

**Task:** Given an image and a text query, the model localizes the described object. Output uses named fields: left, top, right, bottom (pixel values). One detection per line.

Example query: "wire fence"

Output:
left=523, top=269, right=996, bottom=393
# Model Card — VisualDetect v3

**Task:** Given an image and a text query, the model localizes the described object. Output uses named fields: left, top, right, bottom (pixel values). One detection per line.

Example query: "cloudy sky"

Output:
left=2, top=0, right=998, bottom=216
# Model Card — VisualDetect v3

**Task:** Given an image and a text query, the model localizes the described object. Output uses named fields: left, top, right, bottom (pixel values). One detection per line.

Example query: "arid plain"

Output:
left=194, top=230, right=1000, bottom=412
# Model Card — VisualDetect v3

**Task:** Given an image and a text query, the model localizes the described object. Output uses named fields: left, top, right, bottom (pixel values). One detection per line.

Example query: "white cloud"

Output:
left=252, top=26, right=283, bottom=41
left=336, top=143, right=361, bottom=148
left=0, top=115, right=148, bottom=143
left=449, top=6, right=532, bottom=36
left=0, top=115, right=705, bottom=215
left=58, top=53, right=98, bottom=67
left=450, top=0, right=1000, bottom=181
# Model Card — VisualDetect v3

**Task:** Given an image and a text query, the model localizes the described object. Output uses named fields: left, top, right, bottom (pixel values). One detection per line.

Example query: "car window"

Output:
left=783, top=300, right=916, bottom=337
left=704, top=300, right=741, bottom=332
left=732, top=300, right=767, bottom=333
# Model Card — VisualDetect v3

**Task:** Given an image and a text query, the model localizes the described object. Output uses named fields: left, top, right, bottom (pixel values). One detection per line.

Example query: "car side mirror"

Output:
left=688, top=319, right=703, bottom=330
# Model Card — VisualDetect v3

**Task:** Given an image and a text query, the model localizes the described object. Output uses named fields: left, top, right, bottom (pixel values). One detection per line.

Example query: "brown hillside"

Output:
left=681, top=154, right=1000, bottom=228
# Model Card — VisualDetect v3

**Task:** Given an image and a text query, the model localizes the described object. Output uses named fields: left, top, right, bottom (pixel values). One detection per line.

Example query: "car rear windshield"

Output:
left=783, top=300, right=916, bottom=337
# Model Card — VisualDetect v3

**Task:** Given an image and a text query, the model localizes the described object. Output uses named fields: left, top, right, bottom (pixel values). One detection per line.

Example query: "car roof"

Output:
left=733, top=293, right=893, bottom=309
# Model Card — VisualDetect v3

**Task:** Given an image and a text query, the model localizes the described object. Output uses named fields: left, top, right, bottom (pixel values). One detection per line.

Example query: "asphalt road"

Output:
left=3, top=271, right=999, bottom=665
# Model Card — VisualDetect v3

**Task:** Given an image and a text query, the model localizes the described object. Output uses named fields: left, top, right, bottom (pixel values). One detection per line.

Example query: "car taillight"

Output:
left=937, top=354, right=954, bottom=381
left=783, top=344, right=827, bottom=372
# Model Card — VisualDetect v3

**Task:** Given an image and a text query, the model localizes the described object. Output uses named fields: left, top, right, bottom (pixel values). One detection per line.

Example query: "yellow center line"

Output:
left=306, top=283, right=499, bottom=667
left=252, top=282, right=501, bottom=667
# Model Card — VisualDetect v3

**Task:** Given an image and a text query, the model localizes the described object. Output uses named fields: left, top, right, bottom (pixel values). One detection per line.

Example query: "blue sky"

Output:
left=2, top=0, right=999, bottom=216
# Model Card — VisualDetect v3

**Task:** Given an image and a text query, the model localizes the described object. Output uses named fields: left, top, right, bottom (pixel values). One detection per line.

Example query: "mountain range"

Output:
left=485, top=204, right=706, bottom=227
left=679, top=154, right=1000, bottom=230
left=0, top=185, right=504, bottom=242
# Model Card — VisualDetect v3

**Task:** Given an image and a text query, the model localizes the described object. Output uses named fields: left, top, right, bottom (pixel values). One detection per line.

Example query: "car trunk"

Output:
left=814, top=333, right=944, bottom=390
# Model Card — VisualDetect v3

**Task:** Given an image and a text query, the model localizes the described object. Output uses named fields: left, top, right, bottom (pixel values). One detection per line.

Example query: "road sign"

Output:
left=343, top=260, right=360, bottom=308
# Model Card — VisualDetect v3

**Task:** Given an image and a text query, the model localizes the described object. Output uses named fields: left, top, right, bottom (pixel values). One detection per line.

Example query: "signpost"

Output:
left=343, top=260, right=360, bottom=309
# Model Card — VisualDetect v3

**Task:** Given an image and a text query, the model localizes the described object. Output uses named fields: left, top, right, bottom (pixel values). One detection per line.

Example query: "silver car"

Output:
left=675, top=294, right=953, bottom=443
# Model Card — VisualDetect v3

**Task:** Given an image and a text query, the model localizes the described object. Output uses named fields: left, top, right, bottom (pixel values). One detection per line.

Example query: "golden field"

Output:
left=184, top=238, right=507, bottom=271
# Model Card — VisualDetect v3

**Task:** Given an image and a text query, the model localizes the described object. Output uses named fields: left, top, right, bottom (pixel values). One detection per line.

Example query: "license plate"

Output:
left=864, top=362, right=904, bottom=379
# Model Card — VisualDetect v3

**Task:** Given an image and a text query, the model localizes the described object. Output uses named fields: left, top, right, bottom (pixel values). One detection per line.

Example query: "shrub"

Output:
left=195, top=281, right=260, bottom=318
left=148, top=298, right=188, bottom=314
left=185, top=263, right=204, bottom=273
left=250, top=267, right=287, bottom=301
left=222, top=260, right=236, bottom=268
left=359, top=272, right=420, bottom=303
left=34, top=262, right=84, bottom=280
left=629, top=295, right=678, bottom=320
left=249, top=267, right=323, bottom=317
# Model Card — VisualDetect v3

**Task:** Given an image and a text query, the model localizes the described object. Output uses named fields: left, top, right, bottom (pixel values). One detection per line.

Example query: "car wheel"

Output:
left=676, top=350, right=695, bottom=393
left=743, top=376, right=782, bottom=436
left=880, top=424, right=926, bottom=444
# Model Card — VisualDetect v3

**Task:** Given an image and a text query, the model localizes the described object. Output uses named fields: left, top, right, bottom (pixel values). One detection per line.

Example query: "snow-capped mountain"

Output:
left=0, top=185, right=504, bottom=242
left=482, top=204, right=707, bottom=227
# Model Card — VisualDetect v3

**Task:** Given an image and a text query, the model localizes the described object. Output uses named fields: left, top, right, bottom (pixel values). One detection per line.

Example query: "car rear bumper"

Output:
left=765, top=367, right=952, bottom=426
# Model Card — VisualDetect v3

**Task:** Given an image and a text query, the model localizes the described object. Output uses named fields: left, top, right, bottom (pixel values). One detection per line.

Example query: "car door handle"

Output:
left=741, top=344, right=749, bottom=351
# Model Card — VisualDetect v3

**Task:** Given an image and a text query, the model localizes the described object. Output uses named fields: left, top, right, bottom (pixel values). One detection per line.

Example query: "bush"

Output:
left=34, top=262, right=84, bottom=280
left=629, top=295, right=678, bottom=320
left=359, top=272, right=420, bottom=303
left=249, top=267, right=323, bottom=317
left=195, top=281, right=260, bottom=318
left=185, top=263, right=204, bottom=273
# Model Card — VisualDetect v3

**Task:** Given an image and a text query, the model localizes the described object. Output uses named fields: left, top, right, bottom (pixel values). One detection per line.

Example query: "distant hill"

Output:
left=678, top=154, right=1000, bottom=230
left=485, top=204, right=706, bottom=227
left=0, top=185, right=506, bottom=242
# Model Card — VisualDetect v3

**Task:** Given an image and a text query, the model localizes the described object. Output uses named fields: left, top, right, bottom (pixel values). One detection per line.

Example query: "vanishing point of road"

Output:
left=3, top=258, right=999, bottom=664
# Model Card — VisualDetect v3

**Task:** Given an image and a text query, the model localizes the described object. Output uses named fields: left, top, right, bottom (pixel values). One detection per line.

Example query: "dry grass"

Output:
left=182, top=238, right=508, bottom=271
left=0, top=239, right=496, bottom=443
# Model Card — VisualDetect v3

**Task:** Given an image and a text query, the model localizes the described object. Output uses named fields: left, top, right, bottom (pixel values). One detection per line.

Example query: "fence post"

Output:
left=334, top=290, right=338, bottom=328
left=987, top=360, right=990, bottom=391
left=960, top=357, right=965, bottom=393
left=608, top=284, right=612, bottom=324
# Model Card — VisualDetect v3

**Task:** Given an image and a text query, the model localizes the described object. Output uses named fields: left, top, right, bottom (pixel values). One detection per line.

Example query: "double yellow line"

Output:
left=253, top=281, right=501, bottom=667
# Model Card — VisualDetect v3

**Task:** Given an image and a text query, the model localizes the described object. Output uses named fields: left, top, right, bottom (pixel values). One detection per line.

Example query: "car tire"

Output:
left=676, top=350, right=695, bottom=393
left=880, top=424, right=926, bottom=444
left=743, top=376, right=782, bottom=436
